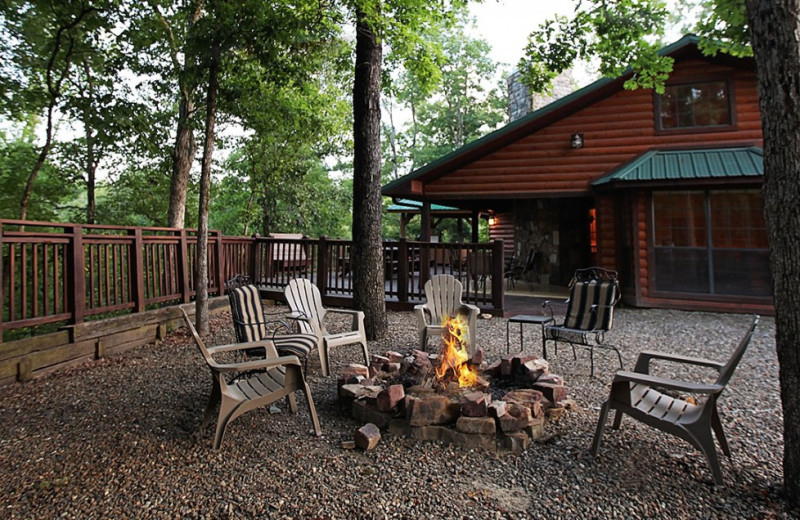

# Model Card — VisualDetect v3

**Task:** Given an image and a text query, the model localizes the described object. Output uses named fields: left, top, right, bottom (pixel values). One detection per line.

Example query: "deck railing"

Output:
left=1, top=219, right=505, bottom=340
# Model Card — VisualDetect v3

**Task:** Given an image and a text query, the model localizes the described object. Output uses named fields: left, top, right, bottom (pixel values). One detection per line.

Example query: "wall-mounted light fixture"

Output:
left=570, top=132, right=584, bottom=149
left=488, top=216, right=497, bottom=227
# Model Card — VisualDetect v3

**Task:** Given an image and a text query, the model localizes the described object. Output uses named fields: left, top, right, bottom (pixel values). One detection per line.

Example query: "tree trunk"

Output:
left=82, top=57, right=96, bottom=224
left=745, top=0, right=800, bottom=505
left=352, top=7, right=387, bottom=340
left=195, top=48, right=219, bottom=336
left=167, top=96, right=197, bottom=228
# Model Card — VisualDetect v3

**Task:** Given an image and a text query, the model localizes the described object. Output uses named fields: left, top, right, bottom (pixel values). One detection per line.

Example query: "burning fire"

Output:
left=434, top=314, right=478, bottom=388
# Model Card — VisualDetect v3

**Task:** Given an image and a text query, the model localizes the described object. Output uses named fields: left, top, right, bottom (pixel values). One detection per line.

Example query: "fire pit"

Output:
left=337, top=315, right=571, bottom=452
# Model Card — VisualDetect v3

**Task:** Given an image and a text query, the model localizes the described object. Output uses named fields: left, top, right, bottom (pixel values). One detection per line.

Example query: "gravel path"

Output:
left=0, top=305, right=795, bottom=519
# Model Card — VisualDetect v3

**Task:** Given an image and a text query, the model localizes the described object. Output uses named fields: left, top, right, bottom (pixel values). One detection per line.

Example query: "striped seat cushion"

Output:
left=563, top=280, right=617, bottom=332
left=273, top=334, right=317, bottom=359
left=229, top=284, right=316, bottom=360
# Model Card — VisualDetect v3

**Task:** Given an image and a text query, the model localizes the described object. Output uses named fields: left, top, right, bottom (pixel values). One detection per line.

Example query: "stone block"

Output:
left=383, top=362, right=401, bottom=373
left=488, top=400, right=507, bottom=418
left=546, top=407, right=566, bottom=422
left=532, top=382, right=567, bottom=405
left=537, top=373, right=563, bottom=385
left=385, top=350, right=405, bottom=363
left=483, top=360, right=502, bottom=376
left=406, top=395, right=459, bottom=426
left=498, top=403, right=533, bottom=432
left=470, top=349, right=484, bottom=366
left=460, top=391, right=491, bottom=417
left=371, top=354, right=390, bottom=365
left=342, top=363, right=370, bottom=378
left=438, top=428, right=497, bottom=452
left=456, top=416, right=496, bottom=435
left=376, top=384, right=405, bottom=413
left=355, top=423, right=381, bottom=450
left=500, top=431, right=531, bottom=452
left=352, top=400, right=392, bottom=428
left=511, top=354, right=540, bottom=374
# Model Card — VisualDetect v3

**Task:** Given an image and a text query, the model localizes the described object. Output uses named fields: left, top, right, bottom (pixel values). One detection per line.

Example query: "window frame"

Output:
left=654, top=78, right=737, bottom=134
left=648, top=188, right=771, bottom=302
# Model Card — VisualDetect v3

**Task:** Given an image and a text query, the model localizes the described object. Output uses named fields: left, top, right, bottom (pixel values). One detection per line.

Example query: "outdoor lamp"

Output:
left=571, top=132, right=584, bottom=149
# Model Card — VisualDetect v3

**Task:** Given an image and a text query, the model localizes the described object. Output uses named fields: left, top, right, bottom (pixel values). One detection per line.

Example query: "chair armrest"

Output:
left=211, top=354, right=302, bottom=373
left=612, top=370, right=724, bottom=395
left=633, top=350, right=725, bottom=374
left=326, top=308, right=364, bottom=318
left=461, top=303, right=480, bottom=315
left=414, top=304, right=431, bottom=325
left=325, top=308, right=365, bottom=332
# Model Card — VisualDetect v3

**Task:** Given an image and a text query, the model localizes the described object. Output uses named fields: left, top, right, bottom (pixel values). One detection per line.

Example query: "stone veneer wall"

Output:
left=507, top=70, right=576, bottom=122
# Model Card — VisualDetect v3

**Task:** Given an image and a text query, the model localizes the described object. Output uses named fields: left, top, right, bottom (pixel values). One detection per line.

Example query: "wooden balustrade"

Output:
left=1, top=219, right=505, bottom=341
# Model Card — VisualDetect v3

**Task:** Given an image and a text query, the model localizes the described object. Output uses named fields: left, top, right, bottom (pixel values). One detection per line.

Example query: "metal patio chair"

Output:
left=542, top=266, right=622, bottom=376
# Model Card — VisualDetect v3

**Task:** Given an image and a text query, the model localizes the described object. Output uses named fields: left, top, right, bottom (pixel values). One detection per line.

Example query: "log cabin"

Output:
left=382, top=35, right=771, bottom=315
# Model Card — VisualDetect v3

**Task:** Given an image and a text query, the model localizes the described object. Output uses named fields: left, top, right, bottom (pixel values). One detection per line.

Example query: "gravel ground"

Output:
left=0, top=305, right=796, bottom=519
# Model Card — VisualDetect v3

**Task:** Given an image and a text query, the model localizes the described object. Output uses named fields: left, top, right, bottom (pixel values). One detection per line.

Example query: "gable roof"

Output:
left=593, top=147, right=763, bottom=187
left=382, top=34, right=754, bottom=199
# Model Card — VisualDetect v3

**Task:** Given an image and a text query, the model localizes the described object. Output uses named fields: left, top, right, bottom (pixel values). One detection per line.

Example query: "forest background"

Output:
left=0, top=0, right=523, bottom=242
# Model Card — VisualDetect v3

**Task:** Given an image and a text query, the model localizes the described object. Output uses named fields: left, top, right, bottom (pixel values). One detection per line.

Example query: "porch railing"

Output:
left=1, top=219, right=505, bottom=340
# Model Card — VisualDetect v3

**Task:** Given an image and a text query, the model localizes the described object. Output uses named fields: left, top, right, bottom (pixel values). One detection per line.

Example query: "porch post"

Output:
left=420, top=201, right=432, bottom=241
left=471, top=209, right=479, bottom=243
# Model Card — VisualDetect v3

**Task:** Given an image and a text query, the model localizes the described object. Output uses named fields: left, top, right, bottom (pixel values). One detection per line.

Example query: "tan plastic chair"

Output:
left=284, top=278, right=369, bottom=377
left=590, top=316, right=759, bottom=485
left=414, top=274, right=480, bottom=354
left=180, top=308, right=321, bottom=449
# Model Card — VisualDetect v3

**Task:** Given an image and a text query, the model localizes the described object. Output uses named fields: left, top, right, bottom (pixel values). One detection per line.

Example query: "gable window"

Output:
left=657, top=80, right=732, bottom=130
left=651, top=189, right=770, bottom=298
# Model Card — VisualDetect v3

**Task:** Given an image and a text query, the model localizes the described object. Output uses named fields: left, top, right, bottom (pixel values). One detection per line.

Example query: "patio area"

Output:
left=0, top=306, right=792, bottom=519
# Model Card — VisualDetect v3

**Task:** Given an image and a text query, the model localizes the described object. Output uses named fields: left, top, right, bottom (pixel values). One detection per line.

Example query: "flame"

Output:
left=434, top=314, right=478, bottom=388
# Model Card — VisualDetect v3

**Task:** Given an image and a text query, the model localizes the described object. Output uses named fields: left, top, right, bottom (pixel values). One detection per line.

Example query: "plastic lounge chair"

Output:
left=179, top=308, right=321, bottom=449
left=284, top=278, right=369, bottom=377
left=226, top=275, right=317, bottom=367
left=414, top=274, right=480, bottom=354
left=542, top=266, right=622, bottom=376
left=590, top=316, right=759, bottom=485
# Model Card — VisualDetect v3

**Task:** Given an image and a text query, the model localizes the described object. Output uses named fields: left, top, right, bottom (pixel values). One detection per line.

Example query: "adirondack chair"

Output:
left=180, top=308, right=321, bottom=449
left=284, top=278, right=369, bottom=377
left=590, top=316, right=759, bottom=485
left=414, top=274, right=480, bottom=354
left=542, top=267, right=622, bottom=376
left=225, top=275, right=317, bottom=367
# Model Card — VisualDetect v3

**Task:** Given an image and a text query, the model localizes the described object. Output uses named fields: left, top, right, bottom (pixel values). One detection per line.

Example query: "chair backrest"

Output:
left=228, top=284, right=268, bottom=342
left=563, top=267, right=620, bottom=332
left=424, top=274, right=467, bottom=324
left=179, top=308, right=215, bottom=366
left=284, top=278, right=325, bottom=336
left=715, top=316, right=759, bottom=387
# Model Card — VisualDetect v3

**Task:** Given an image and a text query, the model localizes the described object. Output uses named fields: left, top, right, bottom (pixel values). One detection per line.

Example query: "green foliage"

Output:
left=519, top=0, right=675, bottom=93
left=383, top=8, right=506, bottom=178
left=519, top=0, right=754, bottom=95
left=0, top=130, right=78, bottom=221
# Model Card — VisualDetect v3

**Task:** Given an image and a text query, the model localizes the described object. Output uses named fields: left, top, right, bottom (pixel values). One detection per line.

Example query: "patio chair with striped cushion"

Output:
left=226, top=276, right=318, bottom=368
left=542, top=267, right=622, bottom=376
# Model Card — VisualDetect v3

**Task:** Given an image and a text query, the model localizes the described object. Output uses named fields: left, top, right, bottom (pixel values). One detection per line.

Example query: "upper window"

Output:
left=657, top=81, right=732, bottom=130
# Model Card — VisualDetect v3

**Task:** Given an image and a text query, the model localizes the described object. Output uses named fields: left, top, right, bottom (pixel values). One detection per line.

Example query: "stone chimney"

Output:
left=507, top=70, right=575, bottom=122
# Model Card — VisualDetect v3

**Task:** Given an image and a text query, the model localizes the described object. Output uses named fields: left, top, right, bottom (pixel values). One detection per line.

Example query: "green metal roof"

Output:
left=386, top=198, right=461, bottom=212
left=593, top=147, right=763, bottom=186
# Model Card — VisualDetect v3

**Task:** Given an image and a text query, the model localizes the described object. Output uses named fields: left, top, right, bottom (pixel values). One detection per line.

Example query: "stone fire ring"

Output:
left=337, top=349, right=571, bottom=453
